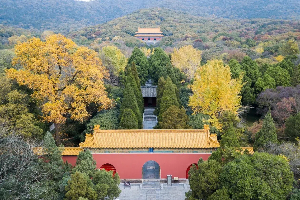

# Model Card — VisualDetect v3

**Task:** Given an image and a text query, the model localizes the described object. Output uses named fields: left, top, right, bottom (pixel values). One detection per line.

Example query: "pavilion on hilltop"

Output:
left=135, top=27, right=164, bottom=43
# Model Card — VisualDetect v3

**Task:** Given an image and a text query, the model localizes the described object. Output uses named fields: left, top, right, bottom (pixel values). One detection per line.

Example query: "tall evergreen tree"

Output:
left=155, top=76, right=166, bottom=115
left=254, top=111, right=277, bottom=150
left=158, top=77, right=180, bottom=120
left=158, top=105, right=189, bottom=129
left=220, top=122, right=240, bottom=148
left=120, top=82, right=142, bottom=128
left=128, top=47, right=149, bottom=85
left=285, top=112, right=300, bottom=142
left=65, top=171, right=97, bottom=200
left=73, top=150, right=96, bottom=178
left=119, top=108, right=138, bottom=129
left=240, top=56, right=261, bottom=105
left=40, top=132, right=68, bottom=199
left=128, top=62, right=144, bottom=113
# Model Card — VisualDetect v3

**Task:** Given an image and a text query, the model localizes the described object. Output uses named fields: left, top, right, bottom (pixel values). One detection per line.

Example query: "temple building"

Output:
left=135, top=27, right=164, bottom=44
left=62, top=125, right=221, bottom=180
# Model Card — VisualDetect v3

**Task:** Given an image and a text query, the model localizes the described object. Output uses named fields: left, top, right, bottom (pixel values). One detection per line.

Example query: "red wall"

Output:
left=137, top=37, right=162, bottom=41
left=63, top=153, right=210, bottom=179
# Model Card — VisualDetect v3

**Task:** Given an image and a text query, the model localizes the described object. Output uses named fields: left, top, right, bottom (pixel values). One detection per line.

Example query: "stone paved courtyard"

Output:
left=116, top=181, right=190, bottom=200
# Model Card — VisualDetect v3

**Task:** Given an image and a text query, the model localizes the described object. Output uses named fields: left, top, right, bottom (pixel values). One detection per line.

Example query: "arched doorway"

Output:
left=186, top=163, right=198, bottom=179
left=142, top=160, right=160, bottom=179
left=100, top=163, right=117, bottom=176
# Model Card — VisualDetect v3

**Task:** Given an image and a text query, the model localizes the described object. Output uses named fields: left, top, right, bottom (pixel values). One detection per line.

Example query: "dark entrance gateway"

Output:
left=142, top=160, right=160, bottom=179
left=141, top=82, right=157, bottom=107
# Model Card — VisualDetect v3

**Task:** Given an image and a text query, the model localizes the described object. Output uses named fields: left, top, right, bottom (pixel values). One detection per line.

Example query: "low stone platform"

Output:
left=117, top=181, right=190, bottom=200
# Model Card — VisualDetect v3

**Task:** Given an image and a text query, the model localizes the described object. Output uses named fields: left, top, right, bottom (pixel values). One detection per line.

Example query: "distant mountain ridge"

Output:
left=0, top=0, right=300, bottom=32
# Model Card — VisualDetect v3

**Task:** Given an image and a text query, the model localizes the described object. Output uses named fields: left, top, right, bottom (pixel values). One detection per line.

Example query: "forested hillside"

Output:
left=1, top=0, right=300, bottom=32
left=70, top=8, right=300, bottom=64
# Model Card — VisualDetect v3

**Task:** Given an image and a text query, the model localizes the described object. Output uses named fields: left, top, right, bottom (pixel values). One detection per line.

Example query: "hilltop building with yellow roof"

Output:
left=135, top=27, right=164, bottom=44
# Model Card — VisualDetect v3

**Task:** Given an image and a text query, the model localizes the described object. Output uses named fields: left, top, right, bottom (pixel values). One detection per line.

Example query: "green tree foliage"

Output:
left=66, top=167, right=121, bottom=200
left=240, top=56, right=261, bottom=105
left=128, top=47, right=149, bottom=85
left=65, top=171, right=97, bottom=200
left=188, top=159, right=222, bottom=200
left=207, top=187, right=230, bottom=200
left=148, top=48, right=185, bottom=85
left=265, top=142, right=300, bottom=181
left=0, top=76, right=43, bottom=139
left=219, top=153, right=293, bottom=200
left=127, top=63, right=144, bottom=113
left=120, top=81, right=142, bottom=128
left=265, top=66, right=291, bottom=86
left=254, top=111, right=277, bottom=150
left=220, top=123, right=240, bottom=148
left=0, top=135, right=50, bottom=199
left=73, top=150, right=96, bottom=178
left=121, top=62, right=143, bottom=128
left=280, top=39, right=300, bottom=56
left=155, top=76, right=166, bottom=113
left=41, top=132, right=70, bottom=199
left=0, top=49, right=14, bottom=73
left=291, top=64, right=300, bottom=86
left=228, top=59, right=242, bottom=79
left=254, top=74, right=276, bottom=93
left=158, top=105, right=189, bottom=129
left=84, top=109, right=119, bottom=135
left=119, top=108, right=138, bottom=129
left=188, top=113, right=210, bottom=129
left=285, top=112, right=300, bottom=142
left=158, top=77, right=180, bottom=120
left=100, top=46, right=127, bottom=85
left=92, top=170, right=121, bottom=200
left=149, top=48, right=171, bottom=84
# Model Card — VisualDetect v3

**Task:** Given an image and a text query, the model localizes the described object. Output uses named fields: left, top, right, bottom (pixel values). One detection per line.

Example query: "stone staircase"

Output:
left=143, top=107, right=158, bottom=129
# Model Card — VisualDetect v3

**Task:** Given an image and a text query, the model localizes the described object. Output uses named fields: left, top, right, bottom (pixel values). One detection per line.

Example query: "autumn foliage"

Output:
left=6, top=34, right=112, bottom=142
left=189, top=60, right=243, bottom=129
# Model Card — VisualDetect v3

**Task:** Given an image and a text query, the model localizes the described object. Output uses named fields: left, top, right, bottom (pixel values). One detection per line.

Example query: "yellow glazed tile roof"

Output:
left=135, top=27, right=163, bottom=34
left=61, top=147, right=83, bottom=155
left=33, top=147, right=83, bottom=156
left=135, top=34, right=164, bottom=37
left=80, top=126, right=220, bottom=149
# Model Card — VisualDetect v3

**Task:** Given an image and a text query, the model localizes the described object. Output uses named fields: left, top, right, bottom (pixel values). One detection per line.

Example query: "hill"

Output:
left=69, top=8, right=300, bottom=63
left=0, top=0, right=300, bottom=32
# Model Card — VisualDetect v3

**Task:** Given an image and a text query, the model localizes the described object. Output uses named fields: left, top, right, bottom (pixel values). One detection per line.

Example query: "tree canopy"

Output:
left=6, top=34, right=112, bottom=143
left=189, top=59, right=243, bottom=130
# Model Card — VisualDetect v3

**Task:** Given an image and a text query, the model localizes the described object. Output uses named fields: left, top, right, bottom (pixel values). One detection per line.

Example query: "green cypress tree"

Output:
left=158, top=77, right=179, bottom=120
left=73, top=150, right=97, bottom=178
left=254, top=111, right=277, bottom=150
left=148, top=48, right=170, bottom=84
left=156, top=76, right=166, bottom=109
left=92, top=170, right=121, bottom=199
left=42, top=132, right=65, bottom=182
left=119, top=108, right=138, bottom=129
left=220, top=122, right=240, bottom=148
left=159, top=105, right=189, bottom=129
left=120, top=82, right=142, bottom=128
left=129, top=62, right=144, bottom=113
left=285, top=112, right=300, bottom=142
left=126, top=73, right=143, bottom=115
left=128, top=47, right=149, bottom=85
left=65, top=171, right=97, bottom=200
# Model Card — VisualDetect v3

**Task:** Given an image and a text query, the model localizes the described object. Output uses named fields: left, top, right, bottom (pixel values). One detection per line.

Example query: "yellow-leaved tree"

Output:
left=189, top=60, right=243, bottom=130
left=171, top=45, right=201, bottom=81
left=6, top=34, right=112, bottom=143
